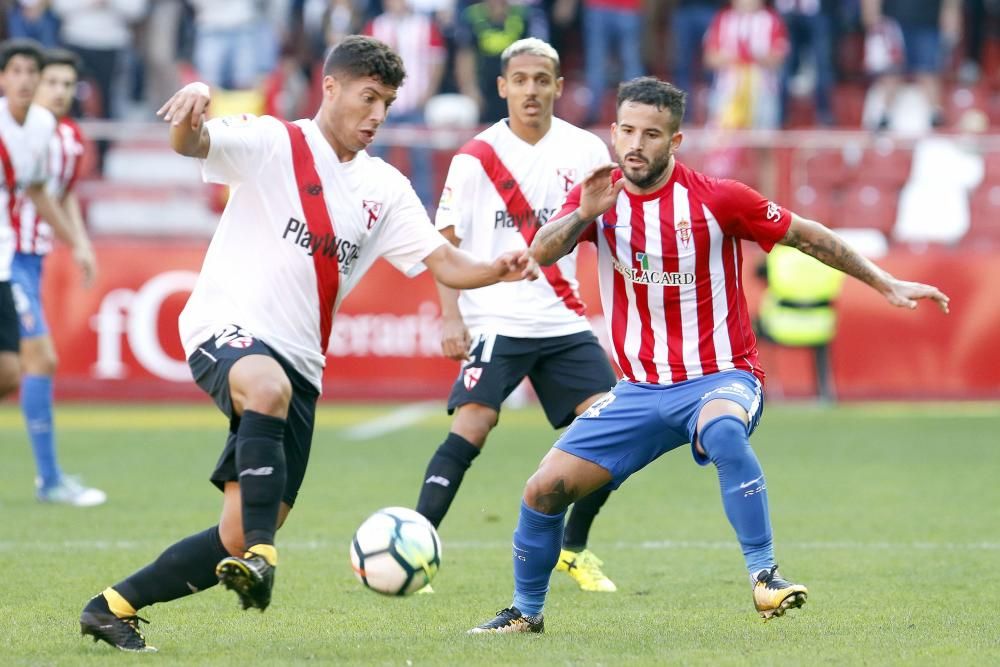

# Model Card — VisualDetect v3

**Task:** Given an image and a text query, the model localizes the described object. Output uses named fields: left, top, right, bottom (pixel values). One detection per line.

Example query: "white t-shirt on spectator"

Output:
left=179, top=115, right=447, bottom=391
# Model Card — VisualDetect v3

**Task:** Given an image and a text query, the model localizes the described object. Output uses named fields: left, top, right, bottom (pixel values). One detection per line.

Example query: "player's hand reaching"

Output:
left=493, top=249, right=540, bottom=282
left=157, top=82, right=211, bottom=130
left=881, top=278, right=950, bottom=313
left=578, top=164, right=626, bottom=221
left=440, top=317, right=472, bottom=361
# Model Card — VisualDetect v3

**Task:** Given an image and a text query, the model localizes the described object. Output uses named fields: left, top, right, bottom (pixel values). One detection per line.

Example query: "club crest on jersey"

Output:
left=362, top=200, right=383, bottom=229
left=556, top=168, right=577, bottom=192
left=675, top=217, right=692, bottom=248
left=463, top=367, right=482, bottom=390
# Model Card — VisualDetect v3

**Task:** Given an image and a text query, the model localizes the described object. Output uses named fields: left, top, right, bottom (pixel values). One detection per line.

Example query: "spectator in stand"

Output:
left=704, top=0, right=789, bottom=131
left=862, top=0, right=962, bottom=130
left=776, top=0, right=835, bottom=126
left=554, top=0, right=642, bottom=125
left=704, top=0, right=788, bottom=195
left=188, top=0, right=275, bottom=91
left=455, top=0, right=548, bottom=123
left=671, top=0, right=727, bottom=118
left=51, top=0, right=147, bottom=168
left=6, top=1, right=61, bottom=47
left=51, top=0, right=147, bottom=117
left=363, top=0, right=446, bottom=208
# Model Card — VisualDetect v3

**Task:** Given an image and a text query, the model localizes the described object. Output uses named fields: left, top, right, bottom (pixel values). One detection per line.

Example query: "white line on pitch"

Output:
left=0, top=539, right=997, bottom=552
left=340, top=402, right=441, bottom=441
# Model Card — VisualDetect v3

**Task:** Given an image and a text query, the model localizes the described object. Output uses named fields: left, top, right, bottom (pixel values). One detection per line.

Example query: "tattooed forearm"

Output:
left=531, top=478, right=576, bottom=514
left=781, top=221, right=887, bottom=289
left=531, top=210, right=592, bottom=266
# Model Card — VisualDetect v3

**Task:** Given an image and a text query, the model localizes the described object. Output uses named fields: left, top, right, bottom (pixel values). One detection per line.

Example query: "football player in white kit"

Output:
left=79, top=36, right=538, bottom=653
left=0, top=39, right=97, bottom=496
left=413, top=39, right=620, bottom=593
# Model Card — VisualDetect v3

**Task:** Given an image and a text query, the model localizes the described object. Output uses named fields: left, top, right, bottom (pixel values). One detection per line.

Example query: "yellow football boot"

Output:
left=753, top=565, right=807, bottom=619
left=555, top=548, right=617, bottom=592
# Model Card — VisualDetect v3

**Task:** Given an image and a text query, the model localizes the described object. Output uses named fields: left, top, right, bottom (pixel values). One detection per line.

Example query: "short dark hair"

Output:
left=0, top=38, right=45, bottom=72
left=616, top=77, right=687, bottom=133
left=43, top=48, right=82, bottom=76
left=323, top=35, right=406, bottom=89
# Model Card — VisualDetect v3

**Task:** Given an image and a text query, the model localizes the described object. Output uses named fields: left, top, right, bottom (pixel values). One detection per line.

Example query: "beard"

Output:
left=620, top=151, right=672, bottom=190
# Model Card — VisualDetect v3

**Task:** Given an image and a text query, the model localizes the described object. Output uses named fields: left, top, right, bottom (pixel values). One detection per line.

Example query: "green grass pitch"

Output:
left=1, top=401, right=998, bottom=665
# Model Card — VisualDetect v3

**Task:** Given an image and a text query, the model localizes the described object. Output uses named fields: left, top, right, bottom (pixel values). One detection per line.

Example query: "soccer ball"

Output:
left=350, top=506, right=442, bottom=596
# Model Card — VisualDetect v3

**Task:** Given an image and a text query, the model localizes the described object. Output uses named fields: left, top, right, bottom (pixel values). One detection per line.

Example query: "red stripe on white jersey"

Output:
left=458, top=139, right=586, bottom=316
left=628, top=197, right=659, bottom=383
left=0, top=134, right=21, bottom=248
left=282, top=120, right=340, bottom=354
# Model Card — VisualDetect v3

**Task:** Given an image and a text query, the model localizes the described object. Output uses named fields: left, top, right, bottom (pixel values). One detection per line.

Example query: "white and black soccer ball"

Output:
left=350, top=506, right=442, bottom=596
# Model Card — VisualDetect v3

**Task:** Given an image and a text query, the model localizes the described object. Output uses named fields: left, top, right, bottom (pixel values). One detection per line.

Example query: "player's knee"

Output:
left=451, top=403, right=498, bottom=447
left=523, top=470, right=573, bottom=515
left=698, top=415, right=750, bottom=463
left=241, top=375, right=292, bottom=417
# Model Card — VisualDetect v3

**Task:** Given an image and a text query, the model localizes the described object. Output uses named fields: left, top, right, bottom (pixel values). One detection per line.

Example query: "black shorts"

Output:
left=0, top=281, right=19, bottom=353
left=447, top=330, right=617, bottom=428
left=188, top=325, right=319, bottom=507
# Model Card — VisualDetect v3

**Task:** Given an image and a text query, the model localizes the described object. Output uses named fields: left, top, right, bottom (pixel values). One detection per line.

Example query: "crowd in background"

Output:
left=3, top=0, right=1000, bottom=134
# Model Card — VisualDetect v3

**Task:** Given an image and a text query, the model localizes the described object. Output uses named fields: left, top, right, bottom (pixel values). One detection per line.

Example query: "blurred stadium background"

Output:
left=4, top=0, right=1000, bottom=402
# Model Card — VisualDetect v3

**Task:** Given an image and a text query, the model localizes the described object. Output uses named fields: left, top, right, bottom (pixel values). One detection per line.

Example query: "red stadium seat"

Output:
left=854, top=144, right=912, bottom=187
left=836, top=183, right=898, bottom=234
left=967, top=184, right=1000, bottom=247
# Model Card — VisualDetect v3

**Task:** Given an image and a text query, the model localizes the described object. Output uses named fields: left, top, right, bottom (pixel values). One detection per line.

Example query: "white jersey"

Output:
left=0, top=98, right=55, bottom=279
left=436, top=117, right=610, bottom=338
left=179, top=115, right=447, bottom=392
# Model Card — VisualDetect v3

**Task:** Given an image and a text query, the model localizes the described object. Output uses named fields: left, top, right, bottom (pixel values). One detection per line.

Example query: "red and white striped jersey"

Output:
left=0, top=98, right=55, bottom=279
left=16, top=117, right=86, bottom=256
left=562, top=162, right=791, bottom=385
left=436, top=118, right=611, bottom=338
left=363, top=12, right=445, bottom=115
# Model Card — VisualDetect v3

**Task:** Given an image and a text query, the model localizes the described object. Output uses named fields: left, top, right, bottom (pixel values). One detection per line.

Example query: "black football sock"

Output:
left=236, top=410, right=287, bottom=549
left=563, top=485, right=613, bottom=551
left=415, top=432, right=480, bottom=528
left=112, top=526, right=230, bottom=611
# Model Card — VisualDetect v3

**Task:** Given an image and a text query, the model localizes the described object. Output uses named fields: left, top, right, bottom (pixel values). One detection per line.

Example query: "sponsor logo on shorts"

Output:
left=700, top=382, right=753, bottom=401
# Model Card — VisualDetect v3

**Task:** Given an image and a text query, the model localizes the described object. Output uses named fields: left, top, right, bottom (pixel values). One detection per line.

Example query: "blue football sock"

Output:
left=700, top=415, right=774, bottom=576
left=511, top=500, right=565, bottom=617
left=21, top=374, right=61, bottom=489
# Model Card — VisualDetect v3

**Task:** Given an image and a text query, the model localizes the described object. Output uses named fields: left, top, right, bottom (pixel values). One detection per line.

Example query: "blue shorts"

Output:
left=10, top=253, right=48, bottom=339
left=554, top=370, right=764, bottom=489
left=900, top=25, right=942, bottom=73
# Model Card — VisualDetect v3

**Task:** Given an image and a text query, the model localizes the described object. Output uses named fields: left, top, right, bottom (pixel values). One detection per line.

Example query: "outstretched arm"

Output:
left=157, top=82, right=212, bottom=158
left=779, top=214, right=950, bottom=312
left=531, top=164, right=623, bottom=265
left=423, top=243, right=539, bottom=289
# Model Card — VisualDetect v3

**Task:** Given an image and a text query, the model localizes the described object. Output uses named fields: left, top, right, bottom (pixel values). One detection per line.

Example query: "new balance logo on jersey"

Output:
left=283, top=217, right=360, bottom=271
left=425, top=475, right=450, bottom=487
left=494, top=208, right=555, bottom=230
left=612, top=255, right=694, bottom=286
left=766, top=201, right=781, bottom=222
left=239, top=467, right=274, bottom=477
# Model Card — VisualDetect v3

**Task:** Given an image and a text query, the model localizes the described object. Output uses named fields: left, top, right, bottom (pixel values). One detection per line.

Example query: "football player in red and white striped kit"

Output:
left=12, top=48, right=104, bottom=507
left=470, top=77, right=949, bottom=633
